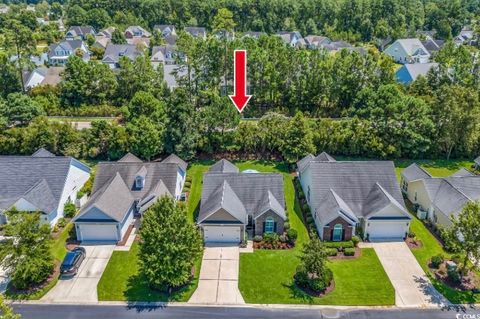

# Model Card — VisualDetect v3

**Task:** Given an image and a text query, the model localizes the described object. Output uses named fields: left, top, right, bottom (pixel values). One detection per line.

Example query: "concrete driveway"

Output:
left=42, top=243, right=115, bottom=303
left=189, top=244, right=244, bottom=305
left=364, top=242, right=449, bottom=308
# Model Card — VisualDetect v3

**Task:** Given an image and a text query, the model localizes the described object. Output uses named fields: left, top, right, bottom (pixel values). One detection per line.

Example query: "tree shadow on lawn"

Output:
left=284, top=281, right=315, bottom=304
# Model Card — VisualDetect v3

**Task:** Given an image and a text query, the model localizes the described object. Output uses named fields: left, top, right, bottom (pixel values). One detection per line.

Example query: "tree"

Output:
left=126, top=116, right=163, bottom=161
left=212, top=8, right=236, bottom=33
left=0, top=211, right=53, bottom=290
left=0, top=93, right=44, bottom=127
left=0, top=295, right=20, bottom=319
left=126, top=91, right=166, bottom=122
left=294, top=237, right=333, bottom=293
left=0, top=53, right=21, bottom=98
left=281, top=112, right=315, bottom=163
left=139, top=196, right=203, bottom=290
left=49, top=2, right=63, bottom=20
left=65, top=4, right=87, bottom=26
left=111, top=29, right=127, bottom=44
left=443, top=201, right=480, bottom=276
left=116, top=55, right=162, bottom=101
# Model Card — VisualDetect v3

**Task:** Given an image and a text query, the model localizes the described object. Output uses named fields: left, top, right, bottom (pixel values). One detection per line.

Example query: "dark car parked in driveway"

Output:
left=60, top=247, right=86, bottom=276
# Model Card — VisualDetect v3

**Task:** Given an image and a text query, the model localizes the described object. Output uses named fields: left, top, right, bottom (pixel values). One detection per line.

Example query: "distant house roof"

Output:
left=164, top=34, right=178, bottom=45
left=299, top=154, right=408, bottom=222
left=185, top=27, right=207, bottom=38
left=386, top=38, right=430, bottom=57
left=475, top=156, right=480, bottom=167
left=24, top=67, right=64, bottom=89
left=451, top=168, right=475, bottom=178
left=151, top=44, right=177, bottom=62
left=0, top=149, right=90, bottom=214
left=401, top=163, right=431, bottom=182
left=199, top=159, right=286, bottom=223
left=396, top=63, right=438, bottom=84
left=422, top=39, right=445, bottom=53
left=243, top=31, right=265, bottom=39
left=48, top=40, right=88, bottom=59
left=97, top=26, right=116, bottom=38
left=102, top=44, right=143, bottom=64
left=125, top=25, right=151, bottom=38
left=297, top=152, right=335, bottom=172
left=66, top=26, right=96, bottom=38
left=276, top=31, right=302, bottom=45
left=160, top=154, right=188, bottom=172
left=153, top=24, right=176, bottom=36
left=304, top=35, right=331, bottom=47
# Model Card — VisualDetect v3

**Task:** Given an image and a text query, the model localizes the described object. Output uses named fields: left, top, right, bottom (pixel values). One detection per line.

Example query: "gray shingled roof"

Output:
left=208, top=159, right=239, bottom=173
left=297, top=152, right=336, bottom=173
left=401, top=163, right=431, bottom=182
left=475, top=156, right=480, bottom=166
left=161, top=154, right=187, bottom=172
left=451, top=168, right=475, bottom=177
left=314, top=152, right=336, bottom=162
left=32, top=148, right=55, bottom=157
left=199, top=160, right=285, bottom=223
left=102, top=44, right=143, bottom=64
left=307, top=161, right=406, bottom=219
left=118, top=153, right=143, bottom=163
left=198, top=180, right=247, bottom=223
left=316, top=189, right=358, bottom=225
left=74, top=173, right=135, bottom=222
left=0, top=151, right=90, bottom=213
left=297, top=154, right=315, bottom=172
left=362, top=183, right=408, bottom=218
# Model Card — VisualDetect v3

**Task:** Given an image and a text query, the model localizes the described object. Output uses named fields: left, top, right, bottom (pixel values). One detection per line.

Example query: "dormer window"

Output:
left=135, top=176, right=145, bottom=189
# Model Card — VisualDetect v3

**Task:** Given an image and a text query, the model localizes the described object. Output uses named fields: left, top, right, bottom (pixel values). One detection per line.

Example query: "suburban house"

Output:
left=48, top=40, right=90, bottom=66
left=73, top=153, right=187, bottom=242
left=198, top=159, right=286, bottom=243
left=242, top=31, right=266, bottom=39
left=276, top=31, right=304, bottom=47
left=97, top=26, right=116, bottom=38
left=297, top=153, right=411, bottom=241
left=401, top=163, right=480, bottom=227
left=421, top=38, right=445, bottom=54
left=151, top=44, right=177, bottom=67
left=0, top=148, right=90, bottom=227
left=474, top=156, right=480, bottom=170
left=395, top=62, right=438, bottom=85
left=185, top=27, right=207, bottom=39
left=65, top=26, right=96, bottom=41
left=124, top=25, right=151, bottom=39
left=93, top=27, right=116, bottom=50
left=454, top=27, right=476, bottom=46
left=384, top=38, right=430, bottom=64
left=304, top=35, right=331, bottom=49
left=102, top=44, right=144, bottom=69
left=153, top=24, right=176, bottom=37
left=23, top=67, right=64, bottom=89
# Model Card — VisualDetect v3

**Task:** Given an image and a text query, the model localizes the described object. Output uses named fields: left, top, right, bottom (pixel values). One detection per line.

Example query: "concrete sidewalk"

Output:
left=189, top=245, right=245, bottom=305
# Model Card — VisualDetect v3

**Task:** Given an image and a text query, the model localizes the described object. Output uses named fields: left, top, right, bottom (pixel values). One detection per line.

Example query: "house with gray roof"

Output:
left=304, top=35, right=331, bottom=49
left=401, top=163, right=479, bottom=227
left=298, top=153, right=411, bottom=241
left=198, top=159, right=286, bottom=243
left=102, top=44, right=144, bottom=69
left=48, top=40, right=90, bottom=66
left=395, top=62, right=438, bottom=85
left=276, top=31, right=303, bottom=47
left=24, top=67, right=64, bottom=89
left=73, top=153, right=187, bottom=242
left=0, top=149, right=90, bottom=227
left=153, top=24, right=176, bottom=37
left=65, top=26, right=96, bottom=41
left=384, top=38, right=430, bottom=64
left=185, top=27, right=207, bottom=39
left=124, top=25, right=151, bottom=39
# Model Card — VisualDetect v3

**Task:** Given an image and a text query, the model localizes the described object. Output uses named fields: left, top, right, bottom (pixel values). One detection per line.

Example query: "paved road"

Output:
left=12, top=304, right=479, bottom=319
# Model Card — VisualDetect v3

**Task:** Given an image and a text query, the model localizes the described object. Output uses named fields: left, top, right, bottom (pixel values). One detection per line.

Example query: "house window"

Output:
left=333, top=224, right=343, bottom=241
left=414, top=192, right=417, bottom=202
left=265, top=217, right=275, bottom=233
left=135, top=176, right=144, bottom=189
left=307, top=186, right=311, bottom=203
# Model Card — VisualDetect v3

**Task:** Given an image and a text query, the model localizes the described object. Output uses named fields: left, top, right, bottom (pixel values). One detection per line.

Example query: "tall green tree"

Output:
left=139, top=196, right=203, bottom=290
left=0, top=295, right=20, bottom=319
left=126, top=116, right=163, bottom=160
left=281, top=112, right=315, bottom=163
left=0, top=211, right=53, bottom=290
left=0, top=93, right=44, bottom=127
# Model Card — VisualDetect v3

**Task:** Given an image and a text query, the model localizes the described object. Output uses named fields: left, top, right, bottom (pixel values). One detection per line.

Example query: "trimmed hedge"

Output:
left=326, top=248, right=338, bottom=256
left=324, top=240, right=354, bottom=251
left=344, top=247, right=355, bottom=256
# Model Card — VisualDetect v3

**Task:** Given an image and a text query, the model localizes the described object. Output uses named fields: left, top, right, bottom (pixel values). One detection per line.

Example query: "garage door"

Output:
left=204, top=226, right=241, bottom=243
left=368, top=221, right=406, bottom=240
left=78, top=224, right=118, bottom=241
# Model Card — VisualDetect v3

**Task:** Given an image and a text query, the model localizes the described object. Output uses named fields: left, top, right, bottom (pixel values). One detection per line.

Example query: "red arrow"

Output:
left=229, top=50, right=252, bottom=113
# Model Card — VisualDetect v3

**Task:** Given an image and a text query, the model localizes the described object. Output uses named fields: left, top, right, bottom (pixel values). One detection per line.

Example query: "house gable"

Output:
left=366, top=202, right=411, bottom=220
left=12, top=198, right=42, bottom=212
left=74, top=206, right=117, bottom=222
left=203, top=207, right=243, bottom=223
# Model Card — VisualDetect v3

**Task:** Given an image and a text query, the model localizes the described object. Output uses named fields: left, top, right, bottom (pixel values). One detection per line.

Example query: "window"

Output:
left=265, top=217, right=275, bottom=233
left=307, top=186, right=311, bottom=203
left=135, top=176, right=144, bottom=189
left=414, top=192, right=417, bottom=202
left=333, top=224, right=343, bottom=241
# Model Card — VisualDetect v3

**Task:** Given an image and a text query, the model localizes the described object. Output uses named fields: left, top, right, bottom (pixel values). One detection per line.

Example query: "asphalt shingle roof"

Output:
left=401, top=163, right=432, bottom=182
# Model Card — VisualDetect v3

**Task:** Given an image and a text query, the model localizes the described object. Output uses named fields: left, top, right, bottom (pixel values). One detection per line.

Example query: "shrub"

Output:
left=306, top=215, right=314, bottom=224
left=302, top=203, right=309, bottom=212
left=351, top=236, right=360, bottom=247
left=297, top=189, right=305, bottom=200
left=63, top=203, right=77, bottom=218
left=431, top=255, right=444, bottom=268
left=448, top=268, right=461, bottom=284
left=326, top=248, right=338, bottom=256
left=184, top=181, right=191, bottom=188
left=279, top=234, right=287, bottom=243
left=283, top=222, right=290, bottom=231
left=287, top=228, right=298, bottom=244
left=57, top=217, right=67, bottom=228
left=344, top=247, right=355, bottom=256
left=294, top=265, right=333, bottom=293
left=263, top=232, right=280, bottom=244
left=253, top=235, right=263, bottom=242
left=324, top=241, right=354, bottom=251
left=408, top=230, right=415, bottom=238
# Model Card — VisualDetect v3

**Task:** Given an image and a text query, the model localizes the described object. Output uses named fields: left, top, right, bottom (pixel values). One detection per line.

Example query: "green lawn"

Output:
left=97, top=242, right=202, bottom=301
left=236, top=161, right=393, bottom=305
left=393, top=159, right=474, bottom=180
left=186, top=161, right=213, bottom=223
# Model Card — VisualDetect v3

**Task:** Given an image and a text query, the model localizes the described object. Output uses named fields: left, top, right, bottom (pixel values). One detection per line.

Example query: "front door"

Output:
left=332, top=224, right=343, bottom=241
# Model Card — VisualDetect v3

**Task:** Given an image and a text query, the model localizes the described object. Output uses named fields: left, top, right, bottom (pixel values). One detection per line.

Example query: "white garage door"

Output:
left=204, top=226, right=241, bottom=243
left=368, top=221, right=406, bottom=240
left=78, top=224, right=118, bottom=241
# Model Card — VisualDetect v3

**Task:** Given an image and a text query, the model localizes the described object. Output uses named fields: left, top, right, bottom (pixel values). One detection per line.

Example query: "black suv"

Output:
left=60, top=247, right=86, bottom=276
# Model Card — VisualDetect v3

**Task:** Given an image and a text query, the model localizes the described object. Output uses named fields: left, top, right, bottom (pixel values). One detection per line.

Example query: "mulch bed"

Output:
left=7, top=261, right=61, bottom=297
left=116, top=224, right=134, bottom=246
left=253, top=242, right=293, bottom=250
left=66, top=241, right=80, bottom=250
left=296, top=279, right=335, bottom=298
left=406, top=237, right=423, bottom=249
left=432, top=262, right=480, bottom=291
left=328, top=247, right=361, bottom=260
